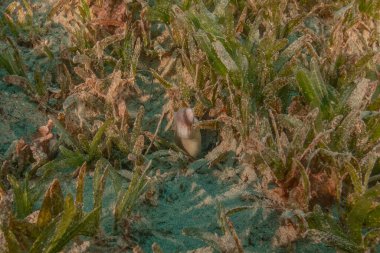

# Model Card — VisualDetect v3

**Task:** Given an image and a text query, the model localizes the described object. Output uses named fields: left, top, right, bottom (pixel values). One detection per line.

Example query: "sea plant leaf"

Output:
left=93, top=158, right=110, bottom=209
left=75, top=162, right=87, bottom=208
left=347, top=184, right=380, bottom=244
left=150, top=68, right=174, bottom=89
left=37, top=179, right=64, bottom=228
left=114, top=160, right=151, bottom=225
left=129, top=106, right=144, bottom=151
left=89, top=119, right=113, bottom=160
left=7, top=175, right=33, bottom=219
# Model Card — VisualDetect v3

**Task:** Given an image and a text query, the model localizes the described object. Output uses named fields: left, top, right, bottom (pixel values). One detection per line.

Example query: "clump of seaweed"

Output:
left=0, top=162, right=107, bottom=253
left=146, top=0, right=380, bottom=251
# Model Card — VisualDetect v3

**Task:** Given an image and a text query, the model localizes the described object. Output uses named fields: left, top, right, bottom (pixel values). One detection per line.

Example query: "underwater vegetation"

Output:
left=0, top=0, right=380, bottom=252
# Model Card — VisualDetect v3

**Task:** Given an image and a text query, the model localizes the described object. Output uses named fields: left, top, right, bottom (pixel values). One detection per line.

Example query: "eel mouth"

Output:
left=174, top=108, right=196, bottom=139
